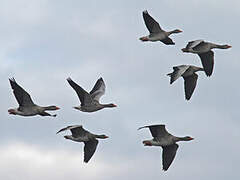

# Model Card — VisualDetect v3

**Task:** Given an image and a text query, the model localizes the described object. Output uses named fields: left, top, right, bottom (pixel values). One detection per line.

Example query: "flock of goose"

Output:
left=8, top=10, right=231, bottom=171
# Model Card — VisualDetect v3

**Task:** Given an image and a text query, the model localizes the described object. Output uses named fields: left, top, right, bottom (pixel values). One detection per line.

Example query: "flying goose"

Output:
left=8, top=78, right=60, bottom=117
left=67, top=77, right=117, bottom=112
left=138, top=124, right=194, bottom=171
left=139, top=10, right=182, bottom=45
left=57, top=125, right=109, bottom=163
left=182, top=40, right=231, bottom=76
left=167, top=65, right=204, bottom=100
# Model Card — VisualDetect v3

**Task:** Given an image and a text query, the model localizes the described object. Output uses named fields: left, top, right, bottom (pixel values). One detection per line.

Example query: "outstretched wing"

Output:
left=84, top=139, right=99, bottom=163
left=162, top=144, right=179, bottom=171
left=138, top=124, right=170, bottom=138
left=198, top=51, right=214, bottom=77
left=161, top=37, right=175, bottom=45
left=142, top=10, right=162, bottom=33
left=186, top=40, right=204, bottom=49
left=67, top=78, right=93, bottom=106
left=167, top=65, right=189, bottom=84
left=183, top=73, right=198, bottom=100
left=56, top=125, right=89, bottom=138
left=9, top=78, right=35, bottom=107
left=90, top=77, right=106, bottom=101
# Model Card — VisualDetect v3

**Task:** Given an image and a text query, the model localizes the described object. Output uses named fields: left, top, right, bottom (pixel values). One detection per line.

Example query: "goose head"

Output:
left=143, top=140, right=152, bottom=146
left=220, top=45, right=232, bottom=49
left=103, top=103, right=117, bottom=108
left=139, top=36, right=149, bottom=41
left=178, top=136, right=194, bottom=141
left=44, top=106, right=60, bottom=110
left=8, top=109, right=17, bottom=115
left=172, top=29, right=183, bottom=33
left=96, top=135, right=109, bottom=139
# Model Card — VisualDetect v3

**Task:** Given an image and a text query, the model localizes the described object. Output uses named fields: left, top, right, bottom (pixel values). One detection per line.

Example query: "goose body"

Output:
left=167, top=65, right=204, bottom=100
left=67, top=77, right=117, bottom=113
left=8, top=78, right=60, bottom=117
left=139, top=10, right=182, bottom=45
left=182, top=40, right=231, bottom=76
left=138, top=124, right=193, bottom=171
left=57, top=125, right=108, bottom=163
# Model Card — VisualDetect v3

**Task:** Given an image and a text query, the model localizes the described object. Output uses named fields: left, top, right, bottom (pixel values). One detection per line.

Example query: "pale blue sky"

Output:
left=0, top=0, right=239, bottom=179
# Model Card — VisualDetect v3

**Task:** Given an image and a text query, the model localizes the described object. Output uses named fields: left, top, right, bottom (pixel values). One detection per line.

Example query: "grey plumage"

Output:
left=182, top=40, right=231, bottom=76
left=57, top=125, right=108, bottom=163
left=139, top=124, right=193, bottom=171
left=167, top=65, right=204, bottom=100
left=67, top=77, right=116, bottom=112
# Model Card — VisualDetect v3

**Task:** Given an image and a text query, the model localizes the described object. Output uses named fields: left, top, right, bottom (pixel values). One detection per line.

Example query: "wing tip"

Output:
left=9, top=77, right=16, bottom=82
left=137, top=126, right=144, bottom=130
left=143, top=10, right=148, bottom=14
left=205, top=71, right=212, bottom=77
left=56, top=130, right=61, bottom=134
left=185, top=95, right=191, bottom=101
left=138, top=124, right=165, bottom=130
left=162, top=167, right=168, bottom=171
left=66, top=77, right=72, bottom=82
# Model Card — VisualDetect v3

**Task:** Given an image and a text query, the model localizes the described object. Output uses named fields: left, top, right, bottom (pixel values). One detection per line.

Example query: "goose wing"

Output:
left=9, top=78, right=35, bottom=107
left=67, top=78, right=93, bottom=106
left=186, top=40, right=204, bottom=49
left=162, top=144, right=179, bottom=171
left=138, top=124, right=170, bottom=138
left=84, top=139, right=99, bottom=163
left=167, top=65, right=189, bottom=84
left=56, top=125, right=90, bottom=138
left=183, top=73, right=198, bottom=100
left=161, top=37, right=175, bottom=45
left=143, top=10, right=162, bottom=33
left=198, top=51, right=214, bottom=76
left=90, top=77, right=106, bottom=101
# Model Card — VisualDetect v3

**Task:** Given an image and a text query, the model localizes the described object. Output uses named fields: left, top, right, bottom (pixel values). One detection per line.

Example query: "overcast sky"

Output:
left=0, top=0, right=239, bottom=179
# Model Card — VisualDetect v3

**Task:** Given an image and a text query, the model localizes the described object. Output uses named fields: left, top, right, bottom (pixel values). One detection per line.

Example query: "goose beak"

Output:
left=227, top=45, right=232, bottom=48
left=56, top=107, right=60, bottom=110
left=143, top=140, right=152, bottom=146
left=8, top=109, right=16, bottom=115
left=139, top=37, right=149, bottom=41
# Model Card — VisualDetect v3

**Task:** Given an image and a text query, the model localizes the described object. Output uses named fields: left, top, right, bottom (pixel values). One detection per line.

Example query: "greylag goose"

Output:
left=182, top=40, right=231, bottom=76
left=57, top=125, right=108, bottom=163
left=139, top=10, right=182, bottom=45
left=138, top=124, right=193, bottom=171
left=167, top=65, right=204, bottom=100
left=8, top=78, right=60, bottom=117
left=67, top=77, right=117, bottom=112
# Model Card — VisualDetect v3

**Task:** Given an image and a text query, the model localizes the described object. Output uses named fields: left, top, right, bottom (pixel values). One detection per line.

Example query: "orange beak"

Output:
left=143, top=141, right=152, bottom=146
left=55, top=107, right=60, bottom=110
left=227, top=45, right=232, bottom=48
left=139, top=37, right=149, bottom=41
